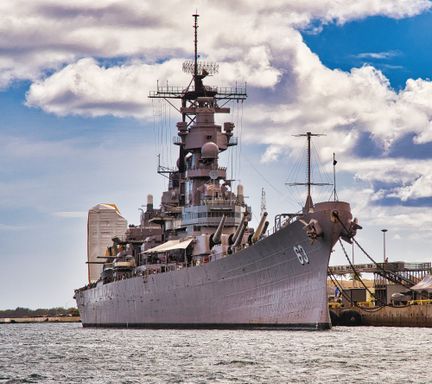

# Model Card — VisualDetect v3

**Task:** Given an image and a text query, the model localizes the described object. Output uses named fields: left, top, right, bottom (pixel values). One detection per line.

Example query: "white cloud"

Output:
left=21, top=1, right=432, bottom=212
left=340, top=158, right=432, bottom=201
left=355, top=51, right=400, bottom=60
left=5, top=1, right=432, bottom=152
left=25, top=25, right=432, bottom=157
left=281, top=0, right=432, bottom=25
left=217, top=46, right=281, bottom=88
left=240, top=57, right=432, bottom=164
left=26, top=58, right=189, bottom=118
left=400, top=78, right=432, bottom=144
left=336, top=185, right=432, bottom=242
left=391, top=174, right=432, bottom=201
left=0, top=0, right=430, bottom=88
left=3, top=0, right=432, bottom=232
left=25, top=46, right=281, bottom=118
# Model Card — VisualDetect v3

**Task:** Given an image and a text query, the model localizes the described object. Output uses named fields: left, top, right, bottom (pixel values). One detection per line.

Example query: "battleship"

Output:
left=74, top=14, right=360, bottom=329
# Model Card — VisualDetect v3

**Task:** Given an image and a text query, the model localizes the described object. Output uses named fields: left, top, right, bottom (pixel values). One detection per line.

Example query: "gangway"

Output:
left=329, top=261, right=431, bottom=288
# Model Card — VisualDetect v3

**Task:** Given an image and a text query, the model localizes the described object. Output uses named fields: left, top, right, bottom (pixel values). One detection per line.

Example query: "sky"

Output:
left=1, top=0, right=432, bottom=309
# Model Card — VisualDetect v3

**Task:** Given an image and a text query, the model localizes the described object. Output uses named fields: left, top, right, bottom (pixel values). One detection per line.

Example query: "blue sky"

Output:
left=304, top=14, right=432, bottom=89
left=1, top=1, right=432, bottom=309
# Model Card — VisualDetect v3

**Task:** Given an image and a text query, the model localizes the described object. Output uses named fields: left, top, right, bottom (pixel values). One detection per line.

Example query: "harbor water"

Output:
left=1, top=323, right=431, bottom=383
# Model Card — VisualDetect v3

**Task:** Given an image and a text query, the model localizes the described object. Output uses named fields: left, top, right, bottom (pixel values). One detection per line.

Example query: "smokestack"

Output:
left=147, top=194, right=154, bottom=212
left=237, top=184, right=244, bottom=204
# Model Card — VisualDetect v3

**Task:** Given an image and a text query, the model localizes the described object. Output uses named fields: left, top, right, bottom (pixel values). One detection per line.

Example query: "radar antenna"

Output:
left=149, top=13, right=246, bottom=105
left=182, top=14, right=219, bottom=77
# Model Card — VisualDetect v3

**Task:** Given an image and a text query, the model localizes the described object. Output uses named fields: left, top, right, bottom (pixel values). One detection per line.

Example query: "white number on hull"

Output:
left=293, top=245, right=309, bottom=265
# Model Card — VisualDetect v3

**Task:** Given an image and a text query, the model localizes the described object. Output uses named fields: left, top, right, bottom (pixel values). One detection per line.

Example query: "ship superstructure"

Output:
left=74, top=15, right=360, bottom=329
left=145, top=13, right=250, bottom=262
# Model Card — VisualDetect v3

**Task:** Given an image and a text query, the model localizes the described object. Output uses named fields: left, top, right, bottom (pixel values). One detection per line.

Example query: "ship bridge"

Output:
left=182, top=204, right=245, bottom=227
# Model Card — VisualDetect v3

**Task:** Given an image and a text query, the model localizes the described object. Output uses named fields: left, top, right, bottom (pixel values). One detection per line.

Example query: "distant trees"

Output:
left=0, top=307, right=79, bottom=318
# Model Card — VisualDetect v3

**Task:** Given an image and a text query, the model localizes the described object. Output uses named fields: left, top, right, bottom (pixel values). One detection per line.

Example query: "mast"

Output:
left=307, top=132, right=311, bottom=199
left=332, top=152, right=338, bottom=202
left=193, top=13, right=199, bottom=82
left=149, top=14, right=248, bottom=177
left=149, top=14, right=247, bottom=104
left=286, top=132, right=330, bottom=211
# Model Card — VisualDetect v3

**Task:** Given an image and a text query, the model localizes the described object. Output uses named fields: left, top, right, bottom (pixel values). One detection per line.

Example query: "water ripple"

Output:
left=0, top=324, right=431, bottom=383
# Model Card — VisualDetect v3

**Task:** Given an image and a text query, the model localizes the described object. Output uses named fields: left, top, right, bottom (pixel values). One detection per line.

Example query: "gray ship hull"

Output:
left=75, top=202, right=352, bottom=330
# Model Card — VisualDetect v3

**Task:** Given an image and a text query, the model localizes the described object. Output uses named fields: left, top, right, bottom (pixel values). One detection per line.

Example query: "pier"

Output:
left=329, top=261, right=430, bottom=282
left=328, top=261, right=432, bottom=327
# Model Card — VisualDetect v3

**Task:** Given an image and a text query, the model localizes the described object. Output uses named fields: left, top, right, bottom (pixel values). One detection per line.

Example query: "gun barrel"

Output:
left=231, top=211, right=248, bottom=245
left=232, top=221, right=248, bottom=249
left=210, top=214, right=226, bottom=247
left=251, top=212, right=268, bottom=243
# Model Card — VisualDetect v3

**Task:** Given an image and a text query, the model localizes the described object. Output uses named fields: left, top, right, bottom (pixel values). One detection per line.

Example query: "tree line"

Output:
left=0, top=307, right=79, bottom=318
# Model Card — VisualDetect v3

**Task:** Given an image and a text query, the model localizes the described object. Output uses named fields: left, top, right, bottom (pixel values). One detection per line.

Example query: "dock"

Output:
left=328, top=261, right=432, bottom=327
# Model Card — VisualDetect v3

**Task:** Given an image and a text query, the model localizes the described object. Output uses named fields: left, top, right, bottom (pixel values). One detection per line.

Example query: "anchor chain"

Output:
left=337, top=238, right=388, bottom=308
left=328, top=269, right=387, bottom=312
left=330, top=212, right=414, bottom=310
left=333, top=212, right=414, bottom=290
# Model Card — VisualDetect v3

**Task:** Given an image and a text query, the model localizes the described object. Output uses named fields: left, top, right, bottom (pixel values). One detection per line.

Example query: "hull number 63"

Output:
left=293, top=245, right=309, bottom=265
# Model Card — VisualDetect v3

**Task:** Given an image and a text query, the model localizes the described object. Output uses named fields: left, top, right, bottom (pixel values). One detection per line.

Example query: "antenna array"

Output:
left=182, top=61, right=219, bottom=76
